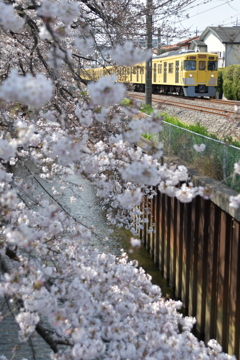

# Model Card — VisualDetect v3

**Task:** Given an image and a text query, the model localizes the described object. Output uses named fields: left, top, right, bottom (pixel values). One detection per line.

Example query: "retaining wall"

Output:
left=138, top=144, right=240, bottom=358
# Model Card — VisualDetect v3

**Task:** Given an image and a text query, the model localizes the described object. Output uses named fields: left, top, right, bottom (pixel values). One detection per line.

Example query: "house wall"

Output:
left=225, top=43, right=240, bottom=66
left=203, top=32, right=225, bottom=67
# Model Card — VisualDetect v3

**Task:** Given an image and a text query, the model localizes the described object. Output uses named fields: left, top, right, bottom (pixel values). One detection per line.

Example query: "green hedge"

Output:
left=233, top=65, right=240, bottom=100
left=217, top=68, right=223, bottom=98
left=220, top=64, right=240, bottom=100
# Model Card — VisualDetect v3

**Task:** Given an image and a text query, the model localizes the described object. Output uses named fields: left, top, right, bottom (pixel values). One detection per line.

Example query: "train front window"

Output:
left=199, top=61, right=206, bottom=70
left=208, top=61, right=218, bottom=71
left=184, top=60, right=196, bottom=70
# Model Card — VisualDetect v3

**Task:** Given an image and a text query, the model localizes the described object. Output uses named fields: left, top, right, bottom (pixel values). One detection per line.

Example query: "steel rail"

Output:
left=129, top=93, right=235, bottom=117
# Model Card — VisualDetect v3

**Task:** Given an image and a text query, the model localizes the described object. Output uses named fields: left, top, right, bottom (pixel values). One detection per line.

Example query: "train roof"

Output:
left=154, top=50, right=216, bottom=59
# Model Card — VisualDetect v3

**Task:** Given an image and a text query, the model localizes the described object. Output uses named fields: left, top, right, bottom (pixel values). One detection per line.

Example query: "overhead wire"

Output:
left=168, top=0, right=239, bottom=40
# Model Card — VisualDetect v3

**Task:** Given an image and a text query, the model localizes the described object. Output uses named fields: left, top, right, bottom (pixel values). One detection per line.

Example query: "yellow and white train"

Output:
left=82, top=50, right=218, bottom=98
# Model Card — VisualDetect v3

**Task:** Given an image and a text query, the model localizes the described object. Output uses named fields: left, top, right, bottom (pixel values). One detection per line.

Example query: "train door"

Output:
left=153, top=63, right=157, bottom=83
left=140, top=66, right=144, bottom=83
left=197, top=55, right=207, bottom=83
left=175, top=61, right=179, bottom=83
left=164, top=62, right=167, bottom=83
left=137, top=67, right=139, bottom=82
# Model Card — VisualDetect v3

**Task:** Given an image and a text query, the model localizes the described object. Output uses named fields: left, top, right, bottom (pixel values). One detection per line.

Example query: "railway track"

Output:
left=196, top=98, right=238, bottom=106
left=128, top=93, right=235, bottom=118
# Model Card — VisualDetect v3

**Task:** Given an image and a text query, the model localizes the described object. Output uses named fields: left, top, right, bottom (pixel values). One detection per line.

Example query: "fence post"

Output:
left=223, top=144, right=227, bottom=182
left=184, top=130, right=186, bottom=160
left=169, top=124, right=172, bottom=154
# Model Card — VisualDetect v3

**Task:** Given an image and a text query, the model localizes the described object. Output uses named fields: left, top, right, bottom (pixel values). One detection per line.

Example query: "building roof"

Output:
left=176, top=36, right=200, bottom=46
left=191, top=40, right=206, bottom=46
left=161, top=36, right=199, bottom=51
left=200, top=26, right=240, bottom=43
left=161, top=44, right=179, bottom=51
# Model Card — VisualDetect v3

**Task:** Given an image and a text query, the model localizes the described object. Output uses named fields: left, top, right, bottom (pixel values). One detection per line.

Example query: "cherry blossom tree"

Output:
left=0, top=0, right=237, bottom=359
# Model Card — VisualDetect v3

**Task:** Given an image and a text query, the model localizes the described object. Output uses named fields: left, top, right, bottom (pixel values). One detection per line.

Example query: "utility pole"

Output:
left=145, top=0, right=152, bottom=106
left=157, top=28, right=161, bottom=55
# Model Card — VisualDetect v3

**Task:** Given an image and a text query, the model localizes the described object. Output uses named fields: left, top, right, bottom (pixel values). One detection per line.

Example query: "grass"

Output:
left=142, top=133, right=152, bottom=140
left=139, top=103, right=154, bottom=115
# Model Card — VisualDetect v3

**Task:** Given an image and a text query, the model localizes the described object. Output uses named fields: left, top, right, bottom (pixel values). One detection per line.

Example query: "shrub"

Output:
left=217, top=68, right=223, bottom=98
left=223, top=78, right=234, bottom=100
left=223, top=64, right=235, bottom=81
left=232, top=65, right=240, bottom=100
left=222, top=64, right=240, bottom=100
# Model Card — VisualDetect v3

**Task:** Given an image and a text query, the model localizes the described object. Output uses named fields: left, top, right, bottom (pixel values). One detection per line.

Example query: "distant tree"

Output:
left=232, top=65, right=240, bottom=100
left=223, top=65, right=235, bottom=99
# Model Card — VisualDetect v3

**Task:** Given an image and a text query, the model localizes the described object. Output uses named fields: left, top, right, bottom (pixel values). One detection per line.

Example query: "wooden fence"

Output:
left=139, top=184, right=240, bottom=358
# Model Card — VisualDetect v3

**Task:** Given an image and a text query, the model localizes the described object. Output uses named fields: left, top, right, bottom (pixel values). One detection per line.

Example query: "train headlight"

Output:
left=211, top=74, right=214, bottom=77
left=189, top=74, right=193, bottom=77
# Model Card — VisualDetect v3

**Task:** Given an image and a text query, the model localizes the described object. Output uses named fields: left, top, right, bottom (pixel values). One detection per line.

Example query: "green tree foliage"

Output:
left=232, top=65, right=240, bottom=100
left=222, top=64, right=240, bottom=100
left=217, top=68, right=223, bottom=99
left=222, top=65, right=235, bottom=80
left=223, top=78, right=234, bottom=99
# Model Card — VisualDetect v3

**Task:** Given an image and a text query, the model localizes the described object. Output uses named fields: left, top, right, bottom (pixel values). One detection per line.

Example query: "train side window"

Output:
left=169, top=63, right=174, bottom=73
left=158, top=63, right=162, bottom=74
left=208, top=61, right=218, bottom=71
left=199, top=61, right=206, bottom=70
left=153, top=63, right=157, bottom=82
left=184, top=60, right=196, bottom=70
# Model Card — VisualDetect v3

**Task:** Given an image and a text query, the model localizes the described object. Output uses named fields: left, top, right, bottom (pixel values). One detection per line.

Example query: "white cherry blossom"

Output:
left=193, top=143, right=206, bottom=152
left=111, top=41, right=152, bottom=66
left=117, top=188, right=143, bottom=207
left=229, top=194, right=240, bottom=208
left=0, top=1, right=25, bottom=32
left=0, top=139, right=16, bottom=161
left=234, top=161, right=240, bottom=175
left=74, top=37, right=94, bottom=56
left=0, top=70, right=53, bottom=108
left=88, top=75, right=126, bottom=106
left=130, top=237, right=141, bottom=247
left=175, top=183, right=196, bottom=203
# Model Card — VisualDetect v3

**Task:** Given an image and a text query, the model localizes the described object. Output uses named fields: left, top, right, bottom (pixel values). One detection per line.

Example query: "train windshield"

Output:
left=208, top=61, right=218, bottom=71
left=199, top=61, right=206, bottom=70
left=184, top=60, right=196, bottom=70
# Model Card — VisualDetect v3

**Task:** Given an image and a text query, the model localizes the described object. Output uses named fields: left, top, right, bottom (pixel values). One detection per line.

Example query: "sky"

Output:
left=167, top=0, right=240, bottom=43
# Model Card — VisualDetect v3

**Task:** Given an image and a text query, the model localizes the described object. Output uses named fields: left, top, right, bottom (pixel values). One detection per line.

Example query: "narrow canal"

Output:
left=0, top=171, right=174, bottom=359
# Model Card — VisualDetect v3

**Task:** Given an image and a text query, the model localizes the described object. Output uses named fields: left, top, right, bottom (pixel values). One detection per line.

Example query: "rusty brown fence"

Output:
left=139, top=188, right=240, bottom=358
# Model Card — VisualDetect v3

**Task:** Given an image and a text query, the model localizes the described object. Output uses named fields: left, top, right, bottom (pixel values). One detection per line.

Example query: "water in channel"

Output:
left=0, top=172, right=174, bottom=359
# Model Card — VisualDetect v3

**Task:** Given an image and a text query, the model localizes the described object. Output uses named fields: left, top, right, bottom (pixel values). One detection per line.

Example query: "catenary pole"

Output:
left=158, top=28, right=161, bottom=55
left=145, top=0, right=152, bottom=105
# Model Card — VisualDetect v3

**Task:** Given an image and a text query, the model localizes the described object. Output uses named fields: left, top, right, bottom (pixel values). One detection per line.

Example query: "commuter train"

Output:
left=82, top=50, right=218, bottom=98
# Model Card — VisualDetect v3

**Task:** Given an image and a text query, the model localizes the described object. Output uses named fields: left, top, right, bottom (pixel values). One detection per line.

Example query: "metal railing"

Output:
left=161, top=121, right=240, bottom=191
